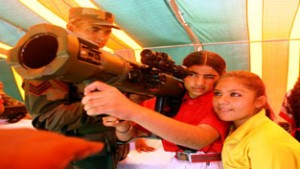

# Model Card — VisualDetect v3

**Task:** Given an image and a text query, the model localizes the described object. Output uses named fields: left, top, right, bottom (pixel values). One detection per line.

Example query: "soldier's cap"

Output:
left=69, top=7, right=120, bottom=29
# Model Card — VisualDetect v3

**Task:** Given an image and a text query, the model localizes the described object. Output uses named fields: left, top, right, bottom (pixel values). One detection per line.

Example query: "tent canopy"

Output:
left=0, top=0, right=299, bottom=116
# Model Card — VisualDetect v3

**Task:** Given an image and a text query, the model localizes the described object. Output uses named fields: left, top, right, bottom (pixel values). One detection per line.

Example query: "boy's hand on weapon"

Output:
left=81, top=81, right=137, bottom=120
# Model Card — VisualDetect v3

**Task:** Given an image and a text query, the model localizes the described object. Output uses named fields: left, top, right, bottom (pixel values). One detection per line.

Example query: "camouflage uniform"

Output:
left=23, top=8, right=128, bottom=169
left=23, top=79, right=129, bottom=169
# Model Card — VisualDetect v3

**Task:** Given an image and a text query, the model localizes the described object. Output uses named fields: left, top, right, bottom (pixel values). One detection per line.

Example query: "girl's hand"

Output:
left=135, top=138, right=155, bottom=153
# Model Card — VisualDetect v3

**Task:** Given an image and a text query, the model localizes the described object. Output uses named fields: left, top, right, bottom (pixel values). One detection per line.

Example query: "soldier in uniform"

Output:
left=22, top=7, right=129, bottom=169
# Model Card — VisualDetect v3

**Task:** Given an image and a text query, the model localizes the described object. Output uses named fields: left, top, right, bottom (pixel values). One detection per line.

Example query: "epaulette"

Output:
left=28, top=81, right=51, bottom=96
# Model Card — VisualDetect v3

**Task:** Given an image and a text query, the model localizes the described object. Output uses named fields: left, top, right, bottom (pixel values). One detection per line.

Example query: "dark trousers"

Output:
left=66, top=126, right=129, bottom=169
left=70, top=153, right=116, bottom=169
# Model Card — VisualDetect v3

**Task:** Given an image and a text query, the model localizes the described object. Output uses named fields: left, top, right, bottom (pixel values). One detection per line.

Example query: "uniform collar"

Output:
left=228, top=110, right=269, bottom=141
left=182, top=91, right=214, bottom=102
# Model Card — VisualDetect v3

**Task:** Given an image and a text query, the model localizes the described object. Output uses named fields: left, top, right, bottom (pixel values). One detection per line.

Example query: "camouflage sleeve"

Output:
left=23, top=79, right=86, bottom=133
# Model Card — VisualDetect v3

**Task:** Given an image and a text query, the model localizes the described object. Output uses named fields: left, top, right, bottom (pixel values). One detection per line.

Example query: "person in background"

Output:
left=22, top=7, right=128, bottom=169
left=0, top=95, right=4, bottom=114
left=82, top=50, right=231, bottom=169
left=213, top=70, right=300, bottom=169
left=279, top=77, right=300, bottom=141
left=0, top=81, right=24, bottom=106
left=0, top=81, right=29, bottom=123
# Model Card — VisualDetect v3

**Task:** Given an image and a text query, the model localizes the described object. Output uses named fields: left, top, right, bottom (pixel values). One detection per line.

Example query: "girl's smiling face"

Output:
left=213, top=77, right=266, bottom=128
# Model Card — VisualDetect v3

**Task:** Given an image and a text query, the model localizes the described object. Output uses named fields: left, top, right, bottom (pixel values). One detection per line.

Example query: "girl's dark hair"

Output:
left=218, top=70, right=275, bottom=119
left=287, top=77, right=300, bottom=141
left=183, top=50, right=226, bottom=76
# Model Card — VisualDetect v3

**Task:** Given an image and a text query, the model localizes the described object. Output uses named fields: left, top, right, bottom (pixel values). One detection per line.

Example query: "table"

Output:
left=118, top=138, right=174, bottom=169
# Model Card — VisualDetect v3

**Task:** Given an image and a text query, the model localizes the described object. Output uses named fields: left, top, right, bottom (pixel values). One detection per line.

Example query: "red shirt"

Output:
left=141, top=91, right=230, bottom=153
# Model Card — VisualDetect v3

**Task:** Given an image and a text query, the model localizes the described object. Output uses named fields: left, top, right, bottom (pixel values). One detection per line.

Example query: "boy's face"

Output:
left=68, top=21, right=112, bottom=49
left=183, top=65, right=219, bottom=98
left=213, top=77, right=265, bottom=127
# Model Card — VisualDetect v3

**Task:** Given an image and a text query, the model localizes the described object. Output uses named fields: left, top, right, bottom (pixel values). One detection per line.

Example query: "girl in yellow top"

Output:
left=213, top=70, right=300, bottom=169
